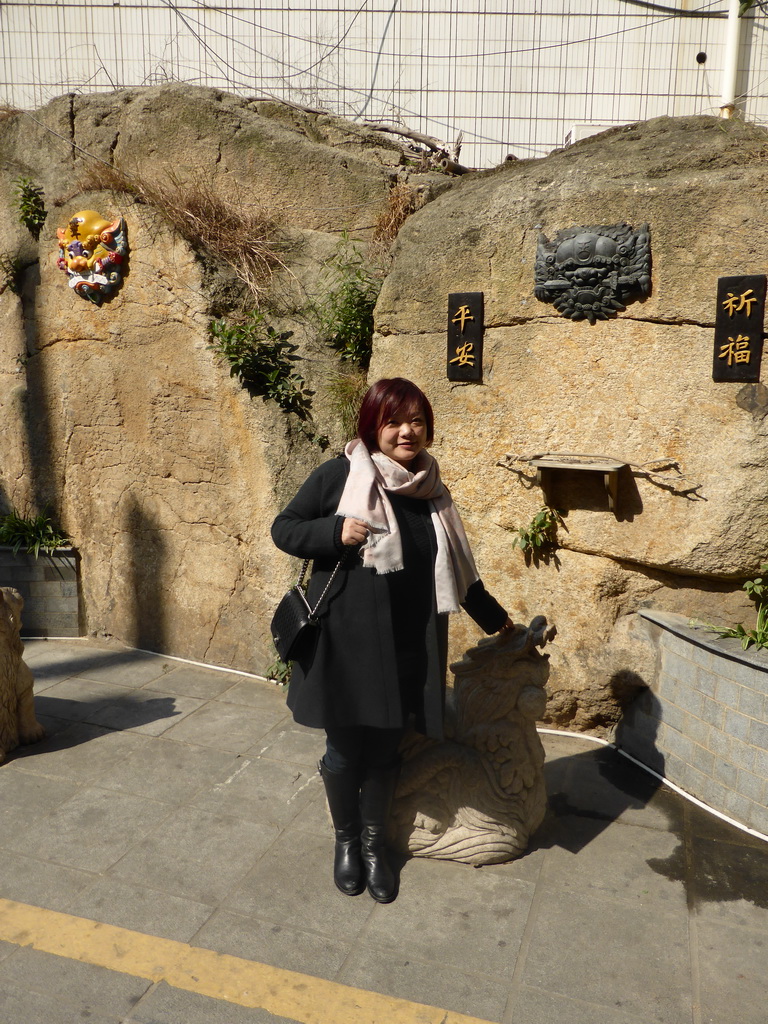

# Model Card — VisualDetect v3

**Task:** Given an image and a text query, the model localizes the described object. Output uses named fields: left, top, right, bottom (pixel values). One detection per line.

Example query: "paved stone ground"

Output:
left=0, top=637, right=766, bottom=1024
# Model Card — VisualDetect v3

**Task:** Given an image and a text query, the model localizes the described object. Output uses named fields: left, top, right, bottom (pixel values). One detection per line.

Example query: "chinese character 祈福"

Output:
left=449, top=342, right=475, bottom=367
left=722, top=289, right=757, bottom=318
left=719, top=335, right=752, bottom=365
left=451, top=305, right=474, bottom=332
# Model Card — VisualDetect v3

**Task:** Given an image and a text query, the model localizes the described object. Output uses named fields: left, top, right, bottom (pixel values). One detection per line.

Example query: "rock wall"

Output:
left=371, top=115, right=768, bottom=730
left=1, top=92, right=766, bottom=732
left=0, top=86, right=438, bottom=671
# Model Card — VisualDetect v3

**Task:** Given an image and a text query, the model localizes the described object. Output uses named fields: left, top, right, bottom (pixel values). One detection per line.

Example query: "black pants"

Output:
left=323, top=726, right=403, bottom=774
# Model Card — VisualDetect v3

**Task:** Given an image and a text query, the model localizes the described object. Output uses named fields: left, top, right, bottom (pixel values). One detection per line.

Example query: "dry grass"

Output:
left=371, top=181, right=425, bottom=258
left=77, top=162, right=285, bottom=303
left=0, top=104, right=21, bottom=122
left=324, top=365, right=368, bottom=439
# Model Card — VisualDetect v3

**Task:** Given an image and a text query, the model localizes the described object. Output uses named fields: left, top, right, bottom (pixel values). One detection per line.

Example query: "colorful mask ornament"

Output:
left=56, top=211, right=127, bottom=304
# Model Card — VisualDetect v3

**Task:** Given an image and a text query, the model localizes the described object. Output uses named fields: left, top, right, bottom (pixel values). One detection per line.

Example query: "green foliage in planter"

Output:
left=708, top=563, right=768, bottom=651
left=12, top=177, right=47, bottom=239
left=513, top=506, right=565, bottom=556
left=0, top=507, right=69, bottom=557
left=0, top=252, right=23, bottom=295
left=314, top=239, right=380, bottom=369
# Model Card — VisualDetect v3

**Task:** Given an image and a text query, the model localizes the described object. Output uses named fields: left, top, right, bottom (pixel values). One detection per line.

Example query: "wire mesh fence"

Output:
left=2, top=1, right=768, bottom=166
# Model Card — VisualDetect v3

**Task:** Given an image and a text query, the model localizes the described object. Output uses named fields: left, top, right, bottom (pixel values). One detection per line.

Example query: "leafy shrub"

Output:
left=208, top=314, right=314, bottom=420
left=314, top=240, right=380, bottom=369
left=12, top=177, right=47, bottom=239
left=513, top=506, right=565, bottom=562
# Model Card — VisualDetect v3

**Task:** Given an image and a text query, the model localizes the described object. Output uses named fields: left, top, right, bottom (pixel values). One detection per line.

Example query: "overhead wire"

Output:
left=2, top=0, right=762, bottom=159
left=142, top=0, right=733, bottom=154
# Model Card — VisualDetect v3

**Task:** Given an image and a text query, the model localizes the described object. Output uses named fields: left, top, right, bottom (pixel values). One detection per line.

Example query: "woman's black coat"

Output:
left=270, top=456, right=507, bottom=739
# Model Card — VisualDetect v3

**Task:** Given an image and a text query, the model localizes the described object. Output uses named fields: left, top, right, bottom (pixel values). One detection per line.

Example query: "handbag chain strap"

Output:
left=296, top=553, right=345, bottom=618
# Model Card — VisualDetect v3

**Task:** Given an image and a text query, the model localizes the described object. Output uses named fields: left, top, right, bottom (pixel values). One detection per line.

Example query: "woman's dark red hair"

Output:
left=357, top=378, right=434, bottom=450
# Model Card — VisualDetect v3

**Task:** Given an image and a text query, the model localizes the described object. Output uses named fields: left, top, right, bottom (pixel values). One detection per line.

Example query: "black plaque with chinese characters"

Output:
left=713, top=275, right=766, bottom=382
left=447, top=292, right=483, bottom=381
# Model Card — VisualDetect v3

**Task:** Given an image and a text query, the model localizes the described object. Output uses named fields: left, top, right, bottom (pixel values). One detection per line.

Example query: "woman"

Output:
left=271, top=378, right=513, bottom=903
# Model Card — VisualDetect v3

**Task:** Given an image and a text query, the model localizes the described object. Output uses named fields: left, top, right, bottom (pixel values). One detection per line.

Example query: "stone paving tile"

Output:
left=86, top=688, right=204, bottom=735
left=544, top=744, right=684, bottom=834
left=64, top=877, right=216, bottom=943
left=0, top=984, right=125, bottom=1024
left=150, top=664, right=251, bottom=700
left=0, top=940, right=15, bottom=963
left=3, top=786, right=173, bottom=873
left=287, top=785, right=334, bottom=838
left=336, top=944, right=511, bottom=1022
left=537, top=817, right=687, bottom=909
left=91, top=737, right=238, bottom=804
left=31, top=677, right=134, bottom=722
left=27, top=711, right=70, bottom=737
left=70, top=651, right=177, bottom=688
left=8, top=721, right=151, bottom=783
left=125, top=981, right=299, bottom=1024
left=519, top=888, right=691, bottom=1024
left=504, top=984, right=652, bottom=1024
left=194, top=908, right=351, bottom=980
left=161, top=701, right=289, bottom=752
left=247, top=722, right=325, bottom=767
left=109, top=804, right=281, bottom=905
left=0, top=946, right=152, bottom=1019
left=217, top=677, right=289, bottom=710
left=695, top=918, right=767, bottom=1024
left=360, top=855, right=535, bottom=979
left=0, top=849, right=96, bottom=912
left=225, top=828, right=376, bottom=938
left=687, top=833, right=768, bottom=931
left=0, top=761, right=80, bottom=814
left=190, top=756, right=322, bottom=827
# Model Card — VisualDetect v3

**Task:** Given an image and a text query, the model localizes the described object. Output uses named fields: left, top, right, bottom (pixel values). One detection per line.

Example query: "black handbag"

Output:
left=270, top=556, right=343, bottom=662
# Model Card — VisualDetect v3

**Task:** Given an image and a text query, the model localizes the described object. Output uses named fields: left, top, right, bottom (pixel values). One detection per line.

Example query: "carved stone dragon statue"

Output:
left=389, top=616, right=556, bottom=865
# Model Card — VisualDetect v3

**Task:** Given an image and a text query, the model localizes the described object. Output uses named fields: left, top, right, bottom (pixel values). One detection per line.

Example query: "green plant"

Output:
left=314, top=240, right=380, bottom=369
left=209, top=313, right=328, bottom=448
left=208, top=313, right=314, bottom=420
left=707, top=563, right=768, bottom=651
left=513, top=506, right=565, bottom=556
left=0, top=507, right=69, bottom=557
left=0, top=252, right=23, bottom=295
left=12, top=177, right=47, bottom=239
left=324, top=365, right=368, bottom=438
left=266, top=649, right=292, bottom=685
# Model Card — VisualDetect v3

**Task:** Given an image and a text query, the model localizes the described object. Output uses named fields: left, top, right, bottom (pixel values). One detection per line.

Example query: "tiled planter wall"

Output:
left=0, top=546, right=82, bottom=637
left=617, top=610, right=768, bottom=835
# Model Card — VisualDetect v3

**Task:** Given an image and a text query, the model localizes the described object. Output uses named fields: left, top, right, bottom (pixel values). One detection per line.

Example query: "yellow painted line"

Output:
left=0, top=898, right=493, bottom=1024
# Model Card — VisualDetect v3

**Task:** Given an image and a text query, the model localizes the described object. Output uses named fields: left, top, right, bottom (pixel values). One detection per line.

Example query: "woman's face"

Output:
left=376, top=405, right=428, bottom=467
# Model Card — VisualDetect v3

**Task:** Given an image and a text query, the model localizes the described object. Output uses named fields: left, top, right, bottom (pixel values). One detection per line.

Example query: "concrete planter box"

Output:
left=618, top=609, right=768, bottom=835
left=0, top=545, right=82, bottom=637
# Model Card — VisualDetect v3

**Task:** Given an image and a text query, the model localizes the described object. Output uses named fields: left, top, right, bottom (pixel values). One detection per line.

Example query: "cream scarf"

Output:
left=336, top=438, right=479, bottom=613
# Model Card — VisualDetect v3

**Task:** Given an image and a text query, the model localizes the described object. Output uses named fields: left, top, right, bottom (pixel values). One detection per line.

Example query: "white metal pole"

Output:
left=720, top=0, right=744, bottom=118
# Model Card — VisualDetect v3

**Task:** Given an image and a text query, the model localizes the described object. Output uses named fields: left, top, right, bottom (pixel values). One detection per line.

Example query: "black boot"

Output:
left=318, top=760, right=364, bottom=896
left=359, top=764, right=398, bottom=903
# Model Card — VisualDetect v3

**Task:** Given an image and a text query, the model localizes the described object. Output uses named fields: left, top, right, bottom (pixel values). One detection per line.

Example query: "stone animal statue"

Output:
left=389, top=616, right=556, bottom=865
left=0, top=587, right=45, bottom=764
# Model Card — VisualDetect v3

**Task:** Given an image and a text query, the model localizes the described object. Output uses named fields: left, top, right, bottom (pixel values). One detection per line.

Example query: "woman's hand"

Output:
left=498, top=616, right=516, bottom=633
left=341, top=517, right=369, bottom=546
